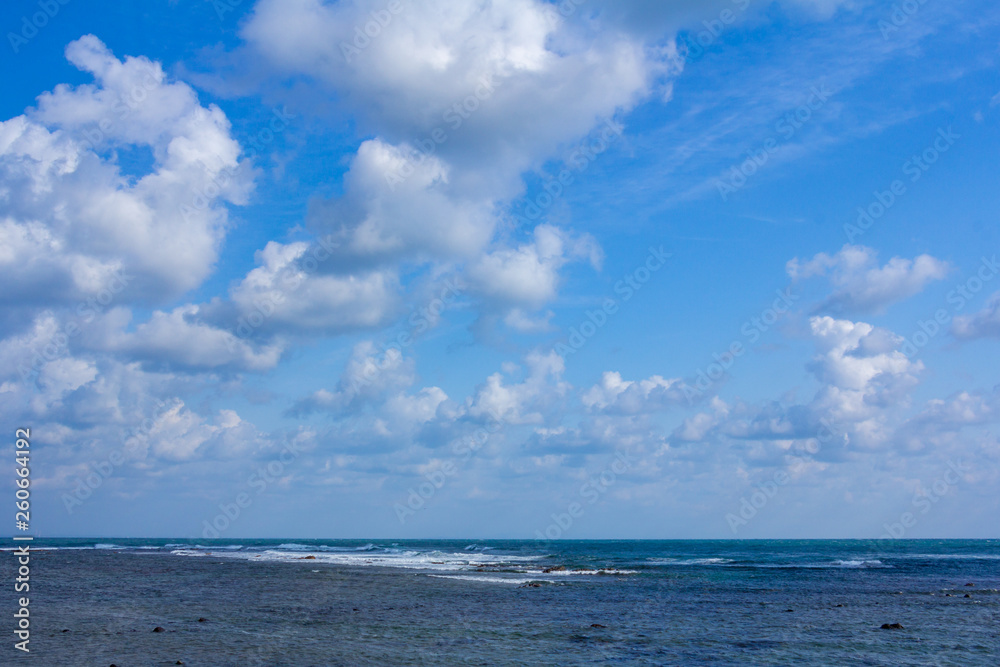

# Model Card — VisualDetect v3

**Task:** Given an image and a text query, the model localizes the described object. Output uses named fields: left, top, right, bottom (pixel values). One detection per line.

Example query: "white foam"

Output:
left=171, top=546, right=545, bottom=573
left=170, top=549, right=209, bottom=557
left=428, top=574, right=553, bottom=586
left=648, top=557, right=734, bottom=566
left=525, top=568, right=637, bottom=576
left=193, top=544, right=243, bottom=550
left=832, top=559, right=884, bottom=568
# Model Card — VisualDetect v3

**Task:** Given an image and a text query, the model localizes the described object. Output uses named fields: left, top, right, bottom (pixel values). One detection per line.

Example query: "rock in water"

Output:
left=880, top=623, right=904, bottom=630
left=153, top=626, right=166, bottom=633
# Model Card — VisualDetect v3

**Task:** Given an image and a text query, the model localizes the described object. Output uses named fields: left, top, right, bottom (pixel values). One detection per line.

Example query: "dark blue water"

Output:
left=4, top=539, right=998, bottom=665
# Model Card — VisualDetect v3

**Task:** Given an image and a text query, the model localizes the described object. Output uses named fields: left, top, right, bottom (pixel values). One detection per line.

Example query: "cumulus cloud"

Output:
left=241, top=0, right=672, bottom=174
left=893, top=388, right=1000, bottom=453
left=582, top=371, right=691, bottom=414
left=787, top=244, right=949, bottom=314
left=952, top=291, right=1000, bottom=340
left=806, top=316, right=922, bottom=427
left=467, top=224, right=601, bottom=310
left=228, top=240, right=399, bottom=334
left=229, top=0, right=681, bottom=331
left=306, top=139, right=498, bottom=268
left=138, top=402, right=275, bottom=461
left=286, top=340, right=422, bottom=417
left=673, top=316, right=923, bottom=454
left=467, top=350, right=570, bottom=425
left=0, top=36, right=253, bottom=308
left=83, top=306, right=284, bottom=372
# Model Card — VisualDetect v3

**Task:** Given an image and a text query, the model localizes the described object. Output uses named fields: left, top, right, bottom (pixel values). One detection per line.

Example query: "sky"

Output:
left=1, top=0, right=998, bottom=540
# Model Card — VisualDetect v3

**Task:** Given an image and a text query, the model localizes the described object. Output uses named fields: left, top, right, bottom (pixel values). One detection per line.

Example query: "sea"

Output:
left=2, top=539, right=997, bottom=665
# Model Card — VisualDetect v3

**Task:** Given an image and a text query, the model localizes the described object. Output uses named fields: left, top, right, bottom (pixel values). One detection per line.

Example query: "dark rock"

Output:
left=834, top=604, right=844, bottom=607
left=543, top=566, right=566, bottom=573
left=784, top=609, right=794, bottom=612
left=965, top=583, right=975, bottom=587
left=152, top=626, right=166, bottom=633
left=197, top=618, right=208, bottom=622
left=176, top=662, right=184, bottom=665
left=590, top=624, right=607, bottom=628
left=964, top=594, right=972, bottom=598
left=880, top=623, right=904, bottom=630
left=61, top=629, right=70, bottom=632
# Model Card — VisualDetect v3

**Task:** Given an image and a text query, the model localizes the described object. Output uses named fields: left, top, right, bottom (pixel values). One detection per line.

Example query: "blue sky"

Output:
left=2, top=0, right=999, bottom=539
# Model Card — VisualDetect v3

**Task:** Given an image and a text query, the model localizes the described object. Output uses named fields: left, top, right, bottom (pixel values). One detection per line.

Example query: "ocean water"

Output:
left=3, top=539, right=998, bottom=665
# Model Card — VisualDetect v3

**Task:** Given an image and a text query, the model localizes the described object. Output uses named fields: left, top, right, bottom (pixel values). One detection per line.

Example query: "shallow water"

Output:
left=3, top=539, right=998, bottom=665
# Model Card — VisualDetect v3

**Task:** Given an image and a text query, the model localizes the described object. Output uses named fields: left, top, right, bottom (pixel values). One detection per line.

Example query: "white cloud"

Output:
left=582, top=371, right=690, bottom=414
left=287, top=340, right=421, bottom=416
left=306, top=139, right=497, bottom=265
left=85, top=305, right=284, bottom=372
left=952, top=291, right=1000, bottom=340
left=467, top=224, right=601, bottom=310
left=467, top=350, right=569, bottom=424
left=0, top=36, right=253, bottom=307
left=228, top=240, right=399, bottom=334
left=138, top=401, right=272, bottom=461
left=670, top=316, right=923, bottom=454
left=807, top=316, right=922, bottom=425
left=232, top=0, right=674, bottom=331
left=241, top=0, right=670, bottom=175
left=787, top=244, right=949, bottom=313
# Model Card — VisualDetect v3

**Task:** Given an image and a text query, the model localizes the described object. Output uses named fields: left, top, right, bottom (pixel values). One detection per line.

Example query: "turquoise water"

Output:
left=4, top=539, right=998, bottom=664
